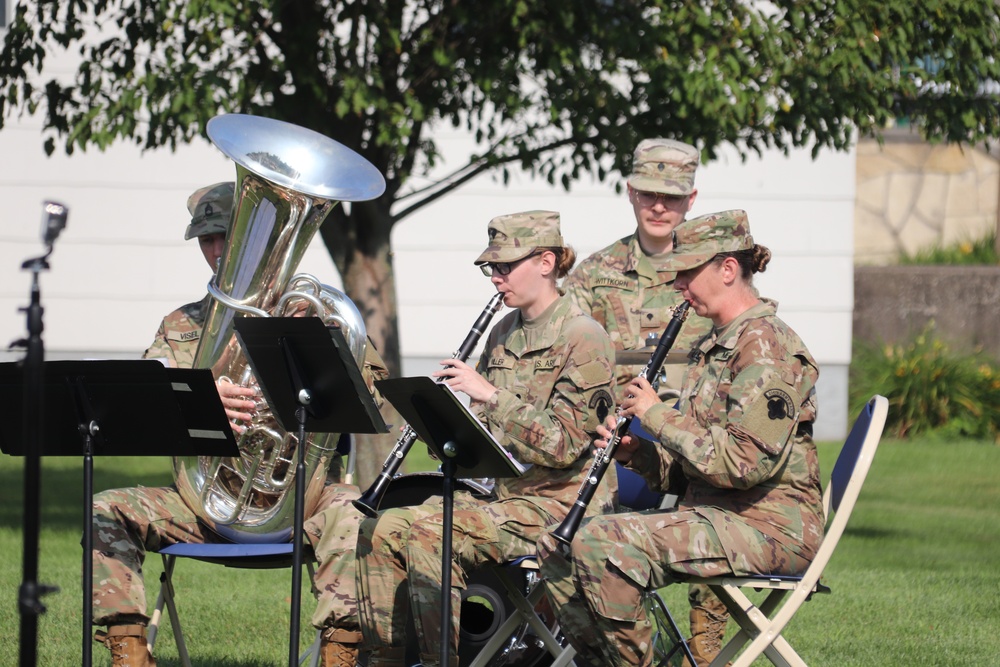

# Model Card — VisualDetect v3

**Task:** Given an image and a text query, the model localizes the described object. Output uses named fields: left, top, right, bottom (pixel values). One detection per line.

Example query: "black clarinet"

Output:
left=352, top=292, right=505, bottom=517
left=551, top=301, right=690, bottom=545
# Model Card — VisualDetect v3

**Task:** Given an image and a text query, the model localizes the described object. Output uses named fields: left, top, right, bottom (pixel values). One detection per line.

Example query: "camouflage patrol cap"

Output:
left=474, top=210, right=565, bottom=265
left=668, top=209, right=754, bottom=271
left=627, top=138, right=700, bottom=196
left=184, top=182, right=235, bottom=240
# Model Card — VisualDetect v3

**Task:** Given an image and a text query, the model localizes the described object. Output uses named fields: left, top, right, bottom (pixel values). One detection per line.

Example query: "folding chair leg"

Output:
left=148, top=554, right=193, bottom=667
left=707, top=584, right=805, bottom=667
left=298, top=627, right=321, bottom=667
left=466, top=568, right=576, bottom=667
left=644, top=591, right=696, bottom=667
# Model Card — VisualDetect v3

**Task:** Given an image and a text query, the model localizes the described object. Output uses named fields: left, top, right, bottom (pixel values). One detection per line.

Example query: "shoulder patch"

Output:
left=739, top=378, right=801, bottom=455
left=764, top=387, right=794, bottom=420
left=588, top=389, right=614, bottom=424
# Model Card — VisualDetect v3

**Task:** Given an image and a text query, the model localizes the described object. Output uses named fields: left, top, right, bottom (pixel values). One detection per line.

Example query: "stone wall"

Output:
left=855, top=132, right=999, bottom=265
left=854, top=265, right=1000, bottom=360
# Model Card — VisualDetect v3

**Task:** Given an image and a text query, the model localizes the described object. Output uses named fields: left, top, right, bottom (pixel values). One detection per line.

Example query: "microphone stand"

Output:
left=15, top=249, right=60, bottom=667
left=12, top=201, right=68, bottom=667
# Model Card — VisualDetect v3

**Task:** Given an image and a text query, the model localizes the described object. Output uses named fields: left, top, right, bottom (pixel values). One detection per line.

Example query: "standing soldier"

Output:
left=562, top=139, right=728, bottom=665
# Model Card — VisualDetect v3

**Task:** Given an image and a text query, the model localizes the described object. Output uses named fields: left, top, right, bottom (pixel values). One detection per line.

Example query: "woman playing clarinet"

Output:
left=537, top=209, right=824, bottom=667
left=355, top=210, right=616, bottom=667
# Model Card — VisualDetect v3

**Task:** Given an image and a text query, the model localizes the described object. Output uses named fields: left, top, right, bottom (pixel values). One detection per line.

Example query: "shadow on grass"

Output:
left=0, top=459, right=174, bottom=532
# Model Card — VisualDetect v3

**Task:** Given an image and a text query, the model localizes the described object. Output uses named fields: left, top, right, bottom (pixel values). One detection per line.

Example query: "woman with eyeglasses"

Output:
left=355, top=210, right=616, bottom=667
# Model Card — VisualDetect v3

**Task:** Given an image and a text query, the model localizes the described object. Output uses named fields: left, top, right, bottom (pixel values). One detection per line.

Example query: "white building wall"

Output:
left=0, top=119, right=854, bottom=439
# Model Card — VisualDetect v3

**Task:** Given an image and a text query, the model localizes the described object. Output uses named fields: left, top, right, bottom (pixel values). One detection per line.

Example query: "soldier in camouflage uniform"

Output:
left=537, top=210, right=824, bottom=667
left=563, top=139, right=728, bottom=665
left=564, top=138, right=713, bottom=399
left=142, top=182, right=230, bottom=369
left=93, top=183, right=388, bottom=667
left=355, top=211, right=616, bottom=667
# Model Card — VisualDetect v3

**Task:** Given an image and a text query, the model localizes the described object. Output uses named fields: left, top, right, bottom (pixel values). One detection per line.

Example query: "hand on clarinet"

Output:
left=216, top=379, right=257, bottom=434
left=593, top=415, right=639, bottom=463
left=620, top=376, right=660, bottom=419
left=593, top=376, right=660, bottom=463
left=433, top=358, right=498, bottom=402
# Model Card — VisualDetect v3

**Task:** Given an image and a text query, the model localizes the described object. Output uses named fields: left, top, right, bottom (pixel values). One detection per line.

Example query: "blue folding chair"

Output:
left=147, top=541, right=321, bottom=667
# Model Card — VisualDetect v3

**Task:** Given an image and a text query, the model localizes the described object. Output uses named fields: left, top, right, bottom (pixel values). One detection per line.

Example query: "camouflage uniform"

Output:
left=564, top=233, right=712, bottom=402
left=142, top=296, right=211, bottom=368
left=93, top=323, right=388, bottom=631
left=538, top=211, right=824, bottom=667
left=357, top=212, right=616, bottom=667
left=563, top=139, right=721, bottom=665
left=93, top=182, right=385, bottom=656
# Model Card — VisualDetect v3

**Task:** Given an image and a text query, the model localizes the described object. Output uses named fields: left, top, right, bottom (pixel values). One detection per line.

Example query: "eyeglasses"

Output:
left=480, top=251, right=542, bottom=277
left=633, top=190, right=687, bottom=208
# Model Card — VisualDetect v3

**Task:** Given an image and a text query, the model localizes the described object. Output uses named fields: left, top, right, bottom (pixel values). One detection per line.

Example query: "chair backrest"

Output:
left=616, top=462, right=665, bottom=510
left=823, top=395, right=888, bottom=521
left=800, top=395, right=887, bottom=589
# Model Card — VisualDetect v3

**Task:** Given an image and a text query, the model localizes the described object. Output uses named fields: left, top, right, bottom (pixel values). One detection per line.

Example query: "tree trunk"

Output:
left=320, top=201, right=401, bottom=489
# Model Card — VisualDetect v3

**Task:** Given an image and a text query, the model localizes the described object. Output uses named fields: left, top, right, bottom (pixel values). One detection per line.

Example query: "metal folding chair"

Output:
left=147, top=541, right=321, bottom=667
left=692, top=394, right=889, bottom=667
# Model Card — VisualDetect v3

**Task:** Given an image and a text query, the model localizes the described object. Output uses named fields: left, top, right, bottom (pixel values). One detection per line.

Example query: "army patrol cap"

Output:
left=474, top=210, right=565, bottom=265
left=184, top=182, right=235, bottom=240
left=668, top=209, right=754, bottom=271
left=627, top=138, right=700, bottom=196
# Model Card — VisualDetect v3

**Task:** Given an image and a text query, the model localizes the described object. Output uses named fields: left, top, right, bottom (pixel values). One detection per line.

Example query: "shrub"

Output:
left=849, top=327, right=1000, bottom=442
left=898, top=230, right=998, bottom=265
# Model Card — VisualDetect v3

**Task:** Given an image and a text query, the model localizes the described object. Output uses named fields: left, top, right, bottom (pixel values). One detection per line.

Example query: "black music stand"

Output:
left=233, top=316, right=388, bottom=667
left=375, top=376, right=525, bottom=667
left=0, top=359, right=237, bottom=667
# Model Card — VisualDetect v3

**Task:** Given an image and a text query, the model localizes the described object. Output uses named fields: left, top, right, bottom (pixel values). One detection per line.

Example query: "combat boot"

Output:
left=94, top=624, right=157, bottom=667
left=684, top=597, right=731, bottom=667
left=320, top=628, right=363, bottom=667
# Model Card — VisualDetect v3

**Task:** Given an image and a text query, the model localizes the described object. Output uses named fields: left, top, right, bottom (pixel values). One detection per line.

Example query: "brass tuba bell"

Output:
left=172, top=114, right=385, bottom=543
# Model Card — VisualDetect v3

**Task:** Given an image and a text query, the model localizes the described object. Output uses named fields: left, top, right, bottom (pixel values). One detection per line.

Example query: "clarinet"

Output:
left=551, top=301, right=690, bottom=545
left=352, top=292, right=505, bottom=517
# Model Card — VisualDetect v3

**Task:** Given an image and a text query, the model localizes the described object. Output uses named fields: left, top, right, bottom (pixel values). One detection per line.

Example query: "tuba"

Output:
left=173, top=114, right=385, bottom=543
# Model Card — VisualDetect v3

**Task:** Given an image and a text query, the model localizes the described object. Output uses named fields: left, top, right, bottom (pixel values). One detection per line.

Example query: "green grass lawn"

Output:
left=1, top=438, right=998, bottom=666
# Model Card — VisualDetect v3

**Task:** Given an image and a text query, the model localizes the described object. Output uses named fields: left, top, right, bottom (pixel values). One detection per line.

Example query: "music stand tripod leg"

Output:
left=440, top=445, right=459, bottom=667
left=82, top=426, right=94, bottom=667
left=289, top=404, right=308, bottom=667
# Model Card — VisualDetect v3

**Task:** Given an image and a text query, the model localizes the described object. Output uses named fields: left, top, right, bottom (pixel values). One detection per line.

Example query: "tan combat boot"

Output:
left=94, top=624, right=157, bottom=667
left=684, top=597, right=731, bottom=667
left=320, top=628, right=363, bottom=667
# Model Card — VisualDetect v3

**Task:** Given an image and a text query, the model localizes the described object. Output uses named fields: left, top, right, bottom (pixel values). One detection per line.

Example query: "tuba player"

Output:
left=91, top=183, right=388, bottom=667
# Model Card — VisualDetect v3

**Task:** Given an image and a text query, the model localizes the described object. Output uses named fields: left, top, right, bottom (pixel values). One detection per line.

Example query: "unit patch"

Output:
left=764, top=388, right=794, bottom=420
left=740, top=379, right=800, bottom=455
left=589, top=389, right=614, bottom=424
